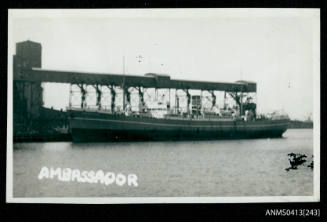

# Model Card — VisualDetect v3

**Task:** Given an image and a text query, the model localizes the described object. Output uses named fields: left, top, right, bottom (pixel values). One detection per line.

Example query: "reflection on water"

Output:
left=13, top=129, right=313, bottom=197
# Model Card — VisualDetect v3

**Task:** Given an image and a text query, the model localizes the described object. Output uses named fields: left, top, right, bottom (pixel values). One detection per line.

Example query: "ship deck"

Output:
left=68, top=108, right=239, bottom=122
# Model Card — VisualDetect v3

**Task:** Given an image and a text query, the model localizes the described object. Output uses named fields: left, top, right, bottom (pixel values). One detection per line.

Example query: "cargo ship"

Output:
left=69, top=109, right=289, bottom=142
left=67, top=73, right=289, bottom=142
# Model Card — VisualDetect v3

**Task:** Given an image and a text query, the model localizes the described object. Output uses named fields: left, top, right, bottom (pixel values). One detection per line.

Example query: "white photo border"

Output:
left=7, top=8, right=320, bottom=204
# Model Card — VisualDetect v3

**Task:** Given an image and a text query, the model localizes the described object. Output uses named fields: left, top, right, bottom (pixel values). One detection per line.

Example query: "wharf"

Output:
left=14, top=133, right=72, bottom=142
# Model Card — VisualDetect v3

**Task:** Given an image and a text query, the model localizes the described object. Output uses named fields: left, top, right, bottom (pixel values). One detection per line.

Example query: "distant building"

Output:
left=13, top=40, right=43, bottom=119
left=15, top=40, right=42, bottom=68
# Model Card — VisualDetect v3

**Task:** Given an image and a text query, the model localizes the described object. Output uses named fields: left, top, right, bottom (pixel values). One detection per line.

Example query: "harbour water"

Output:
left=12, top=129, right=314, bottom=197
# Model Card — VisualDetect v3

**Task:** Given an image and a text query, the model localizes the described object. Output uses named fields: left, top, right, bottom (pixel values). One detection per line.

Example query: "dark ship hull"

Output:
left=69, top=110, right=289, bottom=142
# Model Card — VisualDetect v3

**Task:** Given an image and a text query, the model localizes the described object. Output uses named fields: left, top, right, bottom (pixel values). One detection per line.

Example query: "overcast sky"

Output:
left=8, top=9, right=319, bottom=120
